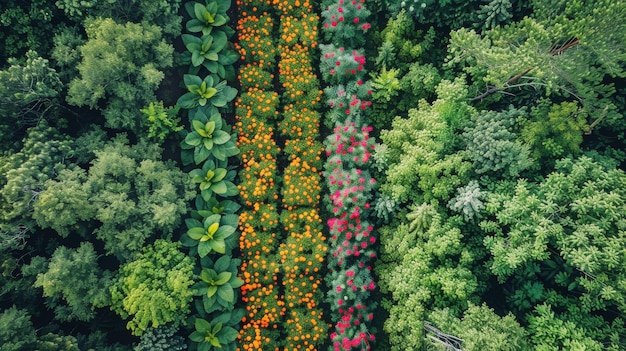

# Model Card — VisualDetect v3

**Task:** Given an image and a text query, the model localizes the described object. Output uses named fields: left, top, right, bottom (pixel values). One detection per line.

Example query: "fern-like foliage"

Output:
left=447, top=180, right=486, bottom=221
left=463, top=105, right=533, bottom=178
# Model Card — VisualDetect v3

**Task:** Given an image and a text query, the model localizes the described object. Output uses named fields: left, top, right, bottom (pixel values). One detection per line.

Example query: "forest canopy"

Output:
left=1, top=0, right=625, bottom=350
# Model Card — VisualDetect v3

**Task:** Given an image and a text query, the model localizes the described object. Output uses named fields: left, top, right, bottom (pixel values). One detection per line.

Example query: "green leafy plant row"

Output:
left=175, top=1, right=244, bottom=351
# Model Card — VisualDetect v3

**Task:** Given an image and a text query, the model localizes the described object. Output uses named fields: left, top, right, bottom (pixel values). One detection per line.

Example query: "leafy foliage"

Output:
left=67, top=18, right=174, bottom=132
left=462, top=106, right=533, bottom=178
left=185, top=0, right=231, bottom=35
left=33, top=136, right=195, bottom=260
left=134, top=325, right=186, bottom=351
left=0, top=306, right=37, bottom=351
left=0, top=121, right=73, bottom=236
left=177, top=74, right=238, bottom=110
left=181, top=109, right=239, bottom=165
left=194, top=255, right=244, bottom=313
left=189, top=158, right=239, bottom=201
left=189, top=317, right=239, bottom=351
left=0, top=50, right=63, bottom=130
left=0, top=0, right=59, bottom=65
left=110, top=240, right=195, bottom=336
left=182, top=213, right=238, bottom=257
left=34, top=242, right=113, bottom=322
left=54, top=0, right=182, bottom=35
left=427, top=303, right=529, bottom=350
left=140, top=101, right=183, bottom=143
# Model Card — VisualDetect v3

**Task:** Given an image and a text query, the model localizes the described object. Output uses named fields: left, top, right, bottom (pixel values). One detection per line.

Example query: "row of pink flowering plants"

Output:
left=320, top=0, right=379, bottom=350
left=176, top=1, right=245, bottom=351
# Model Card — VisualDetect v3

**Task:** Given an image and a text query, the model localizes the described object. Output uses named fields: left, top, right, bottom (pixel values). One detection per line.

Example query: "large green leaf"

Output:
left=176, top=92, right=198, bottom=109
left=195, top=318, right=212, bottom=332
left=223, top=86, right=238, bottom=101
left=209, top=239, right=226, bottom=254
left=219, top=326, right=239, bottom=342
left=193, top=2, right=207, bottom=22
left=182, top=34, right=202, bottom=51
left=213, top=14, right=228, bottom=27
left=206, top=51, right=219, bottom=61
left=212, top=31, right=228, bottom=52
left=198, top=241, right=212, bottom=257
left=184, top=74, right=203, bottom=87
left=224, top=181, right=239, bottom=196
left=192, top=51, right=204, bottom=67
left=217, top=283, right=234, bottom=302
left=207, top=285, right=218, bottom=298
left=185, top=131, right=203, bottom=146
left=185, top=218, right=203, bottom=229
left=213, top=130, right=231, bottom=144
left=214, top=271, right=232, bottom=285
left=194, top=146, right=211, bottom=164
left=187, top=227, right=206, bottom=240
left=231, top=277, right=244, bottom=289
left=190, top=331, right=205, bottom=343
left=203, top=138, right=214, bottom=151
left=211, top=180, right=228, bottom=194
left=214, top=225, right=235, bottom=239
left=218, top=50, right=239, bottom=65
left=214, top=256, right=230, bottom=272
left=213, top=168, right=227, bottom=182
left=186, top=19, right=205, bottom=33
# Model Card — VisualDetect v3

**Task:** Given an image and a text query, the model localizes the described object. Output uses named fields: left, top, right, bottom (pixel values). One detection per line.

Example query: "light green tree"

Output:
left=67, top=18, right=173, bottom=132
left=427, top=303, right=530, bottom=351
left=0, top=121, right=73, bottom=242
left=110, top=240, right=195, bottom=336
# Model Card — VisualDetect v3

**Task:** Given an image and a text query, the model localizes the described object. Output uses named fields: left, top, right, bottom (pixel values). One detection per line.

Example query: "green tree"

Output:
left=0, top=51, right=63, bottom=133
left=33, top=242, right=113, bottom=322
left=134, top=325, right=186, bottom=351
left=33, top=136, right=195, bottom=260
left=110, top=240, right=195, bottom=336
left=67, top=18, right=174, bottom=132
left=427, top=303, right=530, bottom=351
left=482, top=156, right=626, bottom=348
left=0, top=306, right=37, bottom=351
left=448, top=1, right=626, bottom=131
left=377, top=78, right=474, bottom=205
left=0, top=0, right=60, bottom=65
left=54, top=0, right=182, bottom=36
left=0, top=121, right=73, bottom=239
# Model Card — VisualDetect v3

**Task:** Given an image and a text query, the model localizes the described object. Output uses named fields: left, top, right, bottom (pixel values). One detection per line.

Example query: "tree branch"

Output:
left=471, top=67, right=534, bottom=101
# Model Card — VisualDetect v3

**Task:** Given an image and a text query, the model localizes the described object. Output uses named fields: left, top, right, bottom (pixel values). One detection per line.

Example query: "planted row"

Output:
left=175, top=1, right=244, bottom=351
left=234, top=2, right=284, bottom=349
left=276, top=2, right=328, bottom=349
left=319, top=0, right=379, bottom=350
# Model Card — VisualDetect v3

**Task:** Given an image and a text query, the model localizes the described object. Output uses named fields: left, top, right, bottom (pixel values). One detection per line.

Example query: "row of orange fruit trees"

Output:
left=234, top=0, right=328, bottom=350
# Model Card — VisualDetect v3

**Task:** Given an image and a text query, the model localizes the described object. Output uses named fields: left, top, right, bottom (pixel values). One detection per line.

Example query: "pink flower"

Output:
left=354, top=17, right=360, bottom=23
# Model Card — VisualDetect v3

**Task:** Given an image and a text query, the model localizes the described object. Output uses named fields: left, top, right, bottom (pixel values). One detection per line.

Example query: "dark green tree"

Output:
left=0, top=306, right=37, bottom=351
left=33, top=136, right=195, bottom=261
left=0, top=51, right=63, bottom=136
left=33, top=242, right=113, bottom=322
